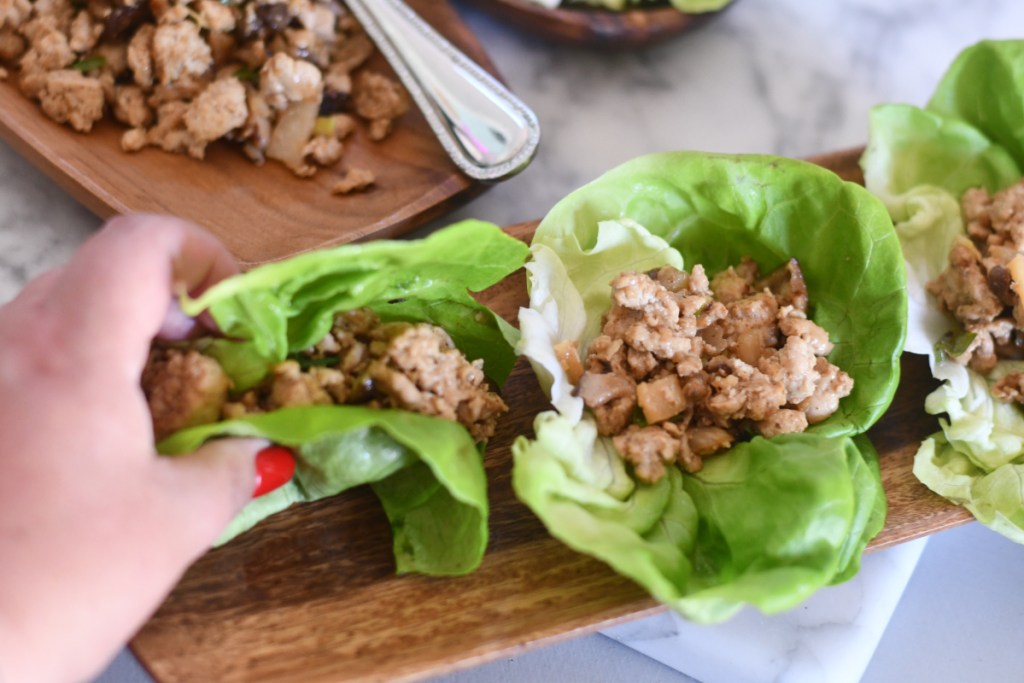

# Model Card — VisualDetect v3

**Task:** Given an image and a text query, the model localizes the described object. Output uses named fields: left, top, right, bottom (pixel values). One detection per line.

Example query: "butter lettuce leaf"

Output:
left=515, top=152, right=903, bottom=620
left=159, top=407, right=488, bottom=575
left=525, top=0, right=733, bottom=11
left=529, top=151, right=907, bottom=437
left=183, top=220, right=528, bottom=390
left=160, top=221, right=527, bottom=574
left=860, top=39, right=1024, bottom=544
left=513, top=414, right=885, bottom=624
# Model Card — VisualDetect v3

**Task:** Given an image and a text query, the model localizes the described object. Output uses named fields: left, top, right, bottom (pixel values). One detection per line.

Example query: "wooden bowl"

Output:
left=0, top=0, right=501, bottom=267
left=459, top=0, right=738, bottom=47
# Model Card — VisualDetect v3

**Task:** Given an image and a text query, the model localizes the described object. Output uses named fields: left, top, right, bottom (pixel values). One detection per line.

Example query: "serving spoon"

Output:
left=345, top=0, right=541, bottom=181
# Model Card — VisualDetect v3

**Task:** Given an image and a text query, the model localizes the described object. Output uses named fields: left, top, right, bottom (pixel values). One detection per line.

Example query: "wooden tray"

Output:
left=0, top=1, right=499, bottom=267
left=130, top=147, right=972, bottom=683
left=459, top=0, right=737, bottom=47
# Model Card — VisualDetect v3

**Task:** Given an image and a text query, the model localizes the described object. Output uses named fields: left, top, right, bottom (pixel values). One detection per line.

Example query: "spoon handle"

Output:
left=345, top=0, right=541, bottom=181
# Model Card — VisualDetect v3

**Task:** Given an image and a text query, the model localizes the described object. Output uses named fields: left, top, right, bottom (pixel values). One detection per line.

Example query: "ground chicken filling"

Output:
left=142, top=308, right=508, bottom=442
left=927, top=179, right=1024, bottom=401
left=557, top=260, right=853, bottom=484
left=0, top=0, right=410, bottom=194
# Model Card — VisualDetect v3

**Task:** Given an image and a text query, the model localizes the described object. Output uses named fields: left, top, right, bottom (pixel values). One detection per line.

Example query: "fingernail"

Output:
left=253, top=445, right=297, bottom=498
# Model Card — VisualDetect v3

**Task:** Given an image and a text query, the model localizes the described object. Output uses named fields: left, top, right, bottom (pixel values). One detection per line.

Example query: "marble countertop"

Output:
left=3, top=1, right=1024, bottom=681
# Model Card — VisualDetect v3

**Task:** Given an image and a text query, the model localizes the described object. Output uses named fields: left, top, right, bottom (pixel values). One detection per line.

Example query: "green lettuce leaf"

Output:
left=529, top=151, right=907, bottom=437
left=860, top=39, right=1024, bottom=544
left=160, top=221, right=527, bottom=574
left=912, top=363, right=1024, bottom=544
left=526, top=0, right=733, bottom=12
left=513, top=413, right=885, bottom=624
left=159, top=406, right=489, bottom=575
left=515, top=151, right=903, bottom=620
left=183, top=220, right=528, bottom=390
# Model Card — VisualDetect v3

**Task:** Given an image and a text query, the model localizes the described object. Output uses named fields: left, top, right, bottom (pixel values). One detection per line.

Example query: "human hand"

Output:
left=0, top=215, right=265, bottom=683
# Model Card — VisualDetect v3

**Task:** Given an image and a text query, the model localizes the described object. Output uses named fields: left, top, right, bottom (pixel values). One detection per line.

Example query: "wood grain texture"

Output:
left=0, top=1, right=496, bottom=268
left=458, top=0, right=736, bottom=47
left=131, top=147, right=972, bottom=683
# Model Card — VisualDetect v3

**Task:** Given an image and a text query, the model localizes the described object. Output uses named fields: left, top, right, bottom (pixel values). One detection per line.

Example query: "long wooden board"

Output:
left=0, top=1, right=498, bottom=267
left=130, top=147, right=971, bottom=683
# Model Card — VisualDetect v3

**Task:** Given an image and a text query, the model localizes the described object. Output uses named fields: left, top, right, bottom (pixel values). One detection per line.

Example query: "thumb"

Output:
left=153, top=438, right=268, bottom=560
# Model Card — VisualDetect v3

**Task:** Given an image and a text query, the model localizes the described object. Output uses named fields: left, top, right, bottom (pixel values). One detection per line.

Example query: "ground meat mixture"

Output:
left=0, top=0, right=409, bottom=192
left=928, top=179, right=1024, bottom=397
left=561, top=260, right=853, bottom=484
left=143, top=308, right=507, bottom=443
left=142, top=347, right=231, bottom=439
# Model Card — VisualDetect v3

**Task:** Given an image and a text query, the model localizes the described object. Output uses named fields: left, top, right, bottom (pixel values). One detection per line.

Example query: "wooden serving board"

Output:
left=0, top=1, right=497, bottom=268
left=459, top=0, right=736, bottom=47
left=131, top=147, right=971, bottom=683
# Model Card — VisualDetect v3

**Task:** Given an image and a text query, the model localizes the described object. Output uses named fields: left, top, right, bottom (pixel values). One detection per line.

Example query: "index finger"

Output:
left=47, top=214, right=240, bottom=374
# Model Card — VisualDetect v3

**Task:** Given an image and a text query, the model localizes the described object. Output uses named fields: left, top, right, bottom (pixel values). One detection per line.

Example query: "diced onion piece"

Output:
left=636, top=374, right=687, bottom=424
left=554, top=340, right=584, bottom=384
left=266, top=98, right=319, bottom=174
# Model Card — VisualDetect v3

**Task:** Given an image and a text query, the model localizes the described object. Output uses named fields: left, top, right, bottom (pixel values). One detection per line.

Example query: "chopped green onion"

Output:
left=314, top=116, right=336, bottom=138
left=71, top=55, right=106, bottom=72
left=935, top=329, right=977, bottom=362
left=233, top=65, right=259, bottom=83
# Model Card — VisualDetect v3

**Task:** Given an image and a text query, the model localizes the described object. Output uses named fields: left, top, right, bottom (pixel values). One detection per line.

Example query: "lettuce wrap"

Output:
left=514, top=152, right=906, bottom=622
left=523, top=0, right=733, bottom=13
left=158, top=220, right=529, bottom=575
left=861, top=39, right=1024, bottom=544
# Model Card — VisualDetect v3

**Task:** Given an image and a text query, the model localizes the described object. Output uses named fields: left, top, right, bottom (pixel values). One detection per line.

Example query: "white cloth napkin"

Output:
left=602, top=538, right=928, bottom=683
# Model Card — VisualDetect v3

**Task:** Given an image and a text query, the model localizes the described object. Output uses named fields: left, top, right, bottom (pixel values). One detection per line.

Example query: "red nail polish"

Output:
left=253, top=445, right=296, bottom=498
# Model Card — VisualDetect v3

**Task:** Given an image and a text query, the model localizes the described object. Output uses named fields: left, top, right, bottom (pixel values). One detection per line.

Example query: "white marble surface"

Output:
left=3, top=1, right=1024, bottom=682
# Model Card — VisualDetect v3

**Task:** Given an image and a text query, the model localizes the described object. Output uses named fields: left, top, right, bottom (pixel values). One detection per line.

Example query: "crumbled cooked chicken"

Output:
left=303, top=134, right=342, bottom=166
left=331, top=167, right=374, bottom=195
left=0, top=0, right=32, bottom=31
left=992, top=371, right=1024, bottom=403
left=25, top=27, right=74, bottom=70
left=614, top=424, right=679, bottom=484
left=120, top=126, right=147, bottom=152
left=152, top=21, right=211, bottom=85
left=143, top=347, right=232, bottom=441
left=928, top=179, right=1024, bottom=381
left=260, top=51, right=321, bottom=110
left=126, top=23, right=154, bottom=88
left=198, top=0, right=236, bottom=33
left=184, top=76, right=247, bottom=158
left=145, top=100, right=192, bottom=153
left=1, top=0, right=407, bottom=194
left=353, top=70, right=408, bottom=140
left=146, top=308, right=507, bottom=444
left=113, top=85, right=152, bottom=128
left=67, top=10, right=98, bottom=53
left=367, top=323, right=508, bottom=441
left=38, top=69, right=104, bottom=132
left=573, top=261, right=851, bottom=483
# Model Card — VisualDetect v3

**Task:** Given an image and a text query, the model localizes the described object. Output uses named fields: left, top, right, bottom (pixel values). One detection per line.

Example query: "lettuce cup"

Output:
left=147, top=221, right=528, bottom=576
left=526, top=0, right=733, bottom=11
left=514, top=152, right=907, bottom=622
left=862, top=39, right=1024, bottom=543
